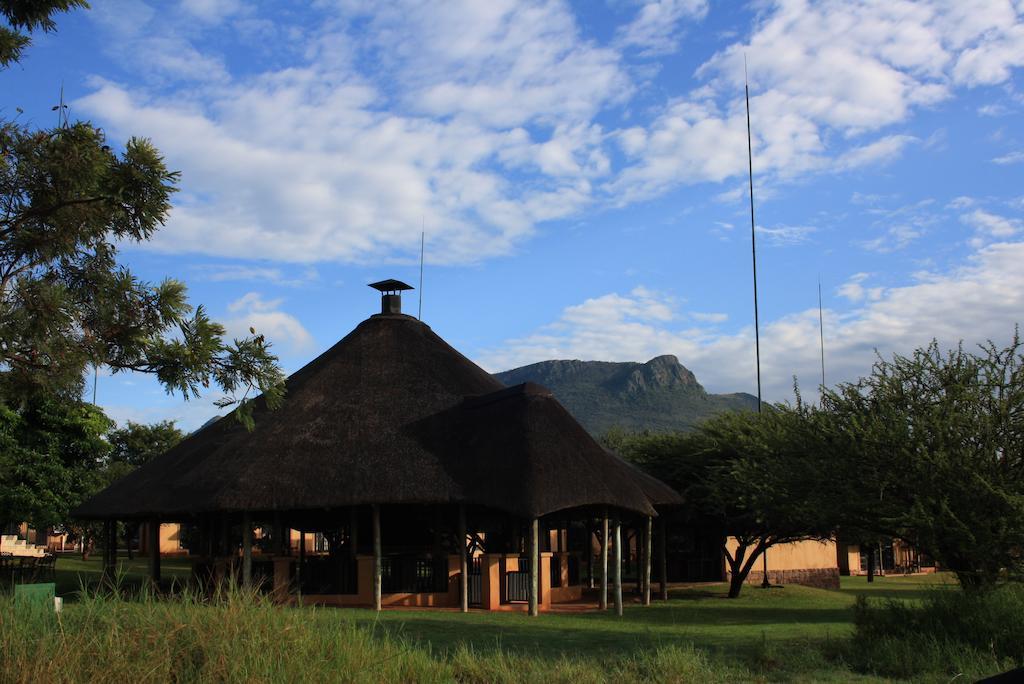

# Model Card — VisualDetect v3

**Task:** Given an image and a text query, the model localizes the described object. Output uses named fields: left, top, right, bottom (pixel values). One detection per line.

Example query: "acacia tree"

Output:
left=623, top=402, right=833, bottom=598
left=822, top=336, right=1024, bottom=591
left=0, top=120, right=285, bottom=418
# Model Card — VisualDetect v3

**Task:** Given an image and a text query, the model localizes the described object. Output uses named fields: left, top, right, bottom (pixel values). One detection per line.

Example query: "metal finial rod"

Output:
left=418, top=227, right=425, bottom=321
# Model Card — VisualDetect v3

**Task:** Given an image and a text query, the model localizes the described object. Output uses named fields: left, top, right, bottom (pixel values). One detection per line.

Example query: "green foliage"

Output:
left=0, top=119, right=285, bottom=414
left=106, top=420, right=183, bottom=468
left=0, top=395, right=110, bottom=529
left=619, top=401, right=834, bottom=597
left=822, top=334, right=1024, bottom=590
left=0, top=0, right=88, bottom=67
left=848, top=584, right=1024, bottom=678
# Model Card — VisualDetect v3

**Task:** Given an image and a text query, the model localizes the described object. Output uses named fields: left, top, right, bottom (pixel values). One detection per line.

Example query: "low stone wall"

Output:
left=740, top=567, right=840, bottom=590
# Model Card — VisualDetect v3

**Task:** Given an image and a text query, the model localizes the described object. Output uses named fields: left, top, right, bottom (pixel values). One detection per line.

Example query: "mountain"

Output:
left=493, top=355, right=758, bottom=437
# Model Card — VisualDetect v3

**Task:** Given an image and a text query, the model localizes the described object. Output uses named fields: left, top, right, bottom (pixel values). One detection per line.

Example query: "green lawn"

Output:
left=347, top=576, right=956, bottom=662
left=52, top=552, right=193, bottom=596
left=42, top=555, right=965, bottom=681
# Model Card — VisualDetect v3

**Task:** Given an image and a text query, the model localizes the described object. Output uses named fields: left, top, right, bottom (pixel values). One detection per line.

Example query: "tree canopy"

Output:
left=0, top=119, right=285, bottom=421
left=0, top=0, right=87, bottom=68
left=0, top=393, right=109, bottom=530
left=821, top=335, right=1024, bottom=590
left=619, top=400, right=833, bottom=597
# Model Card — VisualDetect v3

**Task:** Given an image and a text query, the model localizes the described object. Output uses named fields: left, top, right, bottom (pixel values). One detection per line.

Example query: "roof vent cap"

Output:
left=368, top=279, right=414, bottom=315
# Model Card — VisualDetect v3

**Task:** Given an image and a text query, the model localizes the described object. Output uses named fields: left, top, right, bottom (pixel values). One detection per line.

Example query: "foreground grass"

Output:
left=5, top=557, right=998, bottom=683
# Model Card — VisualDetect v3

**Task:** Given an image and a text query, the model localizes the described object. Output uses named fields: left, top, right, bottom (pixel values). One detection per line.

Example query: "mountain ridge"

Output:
left=494, top=356, right=757, bottom=436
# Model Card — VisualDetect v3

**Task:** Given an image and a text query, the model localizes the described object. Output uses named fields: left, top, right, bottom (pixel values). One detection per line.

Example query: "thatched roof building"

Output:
left=76, top=284, right=680, bottom=614
left=76, top=303, right=673, bottom=520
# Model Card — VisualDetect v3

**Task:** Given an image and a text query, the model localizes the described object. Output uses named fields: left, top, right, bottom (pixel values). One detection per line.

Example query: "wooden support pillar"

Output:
left=600, top=510, right=609, bottom=610
left=219, top=514, right=229, bottom=558
left=658, top=517, right=668, bottom=601
left=242, top=512, right=253, bottom=589
left=349, top=507, right=359, bottom=559
left=272, top=512, right=284, bottom=556
left=148, top=519, right=161, bottom=586
left=528, top=517, right=539, bottom=617
left=586, top=521, right=594, bottom=589
left=102, top=520, right=115, bottom=582
left=458, top=504, right=468, bottom=613
left=613, top=516, right=623, bottom=617
left=297, top=529, right=305, bottom=591
left=643, top=516, right=652, bottom=606
left=372, top=504, right=382, bottom=611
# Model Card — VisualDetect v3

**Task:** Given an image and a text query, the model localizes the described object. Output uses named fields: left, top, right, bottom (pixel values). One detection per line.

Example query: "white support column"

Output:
left=643, top=515, right=652, bottom=606
left=458, top=504, right=468, bottom=613
left=528, top=517, right=539, bottom=617
left=613, top=516, right=623, bottom=617
left=600, top=510, right=609, bottom=610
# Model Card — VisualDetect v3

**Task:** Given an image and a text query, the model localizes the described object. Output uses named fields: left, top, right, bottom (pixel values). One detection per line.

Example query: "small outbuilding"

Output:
left=75, top=282, right=681, bottom=614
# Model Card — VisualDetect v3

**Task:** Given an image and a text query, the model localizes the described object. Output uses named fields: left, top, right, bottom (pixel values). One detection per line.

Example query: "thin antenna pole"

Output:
left=745, top=57, right=763, bottom=415
left=818, top=276, right=826, bottom=391
left=747, top=56, right=771, bottom=591
left=418, top=225, right=425, bottom=321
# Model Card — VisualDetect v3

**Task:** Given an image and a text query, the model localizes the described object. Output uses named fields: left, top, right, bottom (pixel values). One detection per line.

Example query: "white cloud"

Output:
left=612, top=0, right=1024, bottom=201
left=993, top=150, right=1024, bottom=165
left=837, top=272, right=884, bottom=302
left=755, top=224, right=816, bottom=246
left=479, top=240, right=1024, bottom=402
left=222, top=292, right=314, bottom=354
left=75, top=1, right=1024, bottom=265
left=615, top=0, right=709, bottom=56
left=961, top=209, right=1022, bottom=241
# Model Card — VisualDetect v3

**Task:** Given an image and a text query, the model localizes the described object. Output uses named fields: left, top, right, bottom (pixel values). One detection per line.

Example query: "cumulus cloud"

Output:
left=222, top=292, right=314, bottom=354
left=612, top=0, right=1024, bottom=201
left=615, top=0, right=709, bottom=56
left=479, top=240, right=1024, bottom=402
left=76, top=1, right=1024, bottom=265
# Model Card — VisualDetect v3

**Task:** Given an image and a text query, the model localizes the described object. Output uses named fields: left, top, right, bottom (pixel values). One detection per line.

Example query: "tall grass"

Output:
left=848, top=583, right=1024, bottom=679
left=0, top=585, right=746, bottom=683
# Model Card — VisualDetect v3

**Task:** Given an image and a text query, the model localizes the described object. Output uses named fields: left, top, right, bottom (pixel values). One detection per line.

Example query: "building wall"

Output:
left=725, top=538, right=840, bottom=590
left=138, top=522, right=186, bottom=555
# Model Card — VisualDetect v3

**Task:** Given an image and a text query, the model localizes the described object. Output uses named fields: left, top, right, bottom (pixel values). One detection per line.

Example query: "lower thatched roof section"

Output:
left=75, top=315, right=678, bottom=520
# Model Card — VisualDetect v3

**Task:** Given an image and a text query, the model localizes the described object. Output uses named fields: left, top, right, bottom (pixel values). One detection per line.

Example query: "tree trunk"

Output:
left=866, top=545, right=875, bottom=583
left=724, top=540, right=767, bottom=599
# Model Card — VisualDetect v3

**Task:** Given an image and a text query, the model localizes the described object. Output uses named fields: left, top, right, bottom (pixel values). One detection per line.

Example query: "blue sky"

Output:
left=4, top=0, right=1024, bottom=430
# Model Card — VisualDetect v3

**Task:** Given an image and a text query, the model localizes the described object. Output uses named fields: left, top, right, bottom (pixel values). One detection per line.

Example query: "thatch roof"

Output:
left=75, top=312, right=677, bottom=520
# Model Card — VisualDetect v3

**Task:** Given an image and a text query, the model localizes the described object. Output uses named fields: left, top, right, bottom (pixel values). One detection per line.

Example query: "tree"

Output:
left=107, top=420, right=183, bottom=468
left=1, top=120, right=285, bottom=421
left=1, top=0, right=87, bottom=68
left=622, top=401, right=833, bottom=598
left=822, top=336, right=1024, bottom=591
left=0, top=394, right=110, bottom=534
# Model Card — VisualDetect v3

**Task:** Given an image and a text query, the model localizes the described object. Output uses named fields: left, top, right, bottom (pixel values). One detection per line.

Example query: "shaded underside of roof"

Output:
left=74, top=315, right=676, bottom=520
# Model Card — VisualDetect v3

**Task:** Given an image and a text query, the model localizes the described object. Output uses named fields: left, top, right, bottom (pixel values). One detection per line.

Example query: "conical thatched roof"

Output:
left=75, top=312, right=676, bottom=520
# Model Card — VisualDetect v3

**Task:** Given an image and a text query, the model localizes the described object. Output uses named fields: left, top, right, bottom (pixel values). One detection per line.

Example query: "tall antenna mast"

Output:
left=747, top=56, right=771, bottom=591
left=417, top=223, right=425, bottom=321
left=745, top=56, right=763, bottom=415
left=818, top=276, right=826, bottom=391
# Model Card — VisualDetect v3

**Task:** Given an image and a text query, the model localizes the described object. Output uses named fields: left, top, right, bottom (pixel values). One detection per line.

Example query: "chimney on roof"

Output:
left=368, top=279, right=414, bottom=315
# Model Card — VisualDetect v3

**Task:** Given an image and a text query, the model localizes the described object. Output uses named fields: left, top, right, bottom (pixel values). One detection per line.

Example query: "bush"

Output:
left=849, top=584, right=1024, bottom=679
